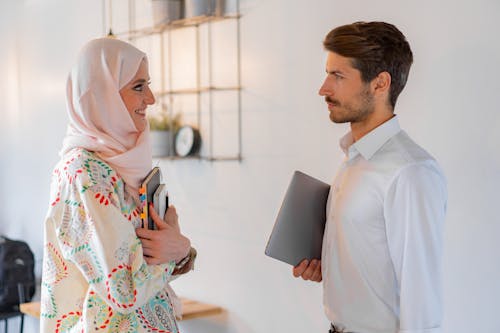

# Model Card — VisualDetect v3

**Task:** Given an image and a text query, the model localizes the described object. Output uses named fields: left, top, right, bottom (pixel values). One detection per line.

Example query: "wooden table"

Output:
left=179, top=298, right=223, bottom=320
left=20, top=298, right=222, bottom=321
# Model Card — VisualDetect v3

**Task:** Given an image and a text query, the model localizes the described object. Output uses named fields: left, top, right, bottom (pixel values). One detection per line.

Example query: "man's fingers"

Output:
left=310, top=261, right=322, bottom=282
left=301, top=259, right=318, bottom=280
left=299, top=259, right=322, bottom=281
left=293, top=259, right=309, bottom=277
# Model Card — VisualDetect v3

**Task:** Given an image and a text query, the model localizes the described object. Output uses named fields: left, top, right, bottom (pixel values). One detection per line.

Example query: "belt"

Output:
left=329, top=323, right=350, bottom=333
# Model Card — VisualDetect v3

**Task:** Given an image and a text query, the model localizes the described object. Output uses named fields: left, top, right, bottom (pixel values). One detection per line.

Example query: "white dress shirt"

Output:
left=322, top=116, right=447, bottom=333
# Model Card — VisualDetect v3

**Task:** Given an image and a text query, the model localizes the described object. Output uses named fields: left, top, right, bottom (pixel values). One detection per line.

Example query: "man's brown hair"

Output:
left=323, top=21, right=413, bottom=109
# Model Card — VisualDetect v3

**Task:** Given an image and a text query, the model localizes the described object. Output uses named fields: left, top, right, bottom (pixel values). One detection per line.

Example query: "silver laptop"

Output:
left=265, top=171, right=331, bottom=266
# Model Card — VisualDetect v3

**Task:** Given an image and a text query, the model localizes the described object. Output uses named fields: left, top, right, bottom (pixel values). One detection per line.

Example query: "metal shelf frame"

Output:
left=108, top=0, right=242, bottom=162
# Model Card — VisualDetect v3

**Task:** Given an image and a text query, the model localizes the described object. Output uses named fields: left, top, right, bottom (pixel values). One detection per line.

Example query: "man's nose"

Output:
left=318, top=79, right=330, bottom=96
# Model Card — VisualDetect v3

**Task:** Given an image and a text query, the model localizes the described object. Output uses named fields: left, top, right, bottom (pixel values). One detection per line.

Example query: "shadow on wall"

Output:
left=178, top=312, right=254, bottom=333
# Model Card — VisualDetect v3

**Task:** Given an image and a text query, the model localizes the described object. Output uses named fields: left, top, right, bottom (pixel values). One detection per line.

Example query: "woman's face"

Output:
left=119, top=59, right=155, bottom=132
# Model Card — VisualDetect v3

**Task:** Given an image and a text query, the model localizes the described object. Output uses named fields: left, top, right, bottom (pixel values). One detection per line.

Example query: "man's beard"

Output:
left=327, top=86, right=375, bottom=124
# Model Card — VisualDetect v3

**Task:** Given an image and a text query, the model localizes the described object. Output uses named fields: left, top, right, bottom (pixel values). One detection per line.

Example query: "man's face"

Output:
left=318, top=52, right=374, bottom=124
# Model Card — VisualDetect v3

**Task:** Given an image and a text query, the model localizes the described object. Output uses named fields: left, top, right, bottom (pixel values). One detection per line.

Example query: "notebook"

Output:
left=139, top=167, right=161, bottom=229
left=153, top=183, right=169, bottom=228
left=265, top=170, right=331, bottom=266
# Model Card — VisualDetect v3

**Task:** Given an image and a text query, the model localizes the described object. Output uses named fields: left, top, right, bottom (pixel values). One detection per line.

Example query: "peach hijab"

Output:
left=60, top=38, right=152, bottom=197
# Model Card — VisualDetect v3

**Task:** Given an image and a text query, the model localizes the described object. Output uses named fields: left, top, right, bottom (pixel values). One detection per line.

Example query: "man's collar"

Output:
left=339, top=115, right=401, bottom=160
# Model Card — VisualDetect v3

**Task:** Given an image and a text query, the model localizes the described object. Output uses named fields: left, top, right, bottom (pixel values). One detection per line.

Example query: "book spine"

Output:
left=139, top=186, right=148, bottom=228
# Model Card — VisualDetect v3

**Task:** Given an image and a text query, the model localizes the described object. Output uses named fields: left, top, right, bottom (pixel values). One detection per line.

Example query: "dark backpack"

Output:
left=0, top=236, right=36, bottom=312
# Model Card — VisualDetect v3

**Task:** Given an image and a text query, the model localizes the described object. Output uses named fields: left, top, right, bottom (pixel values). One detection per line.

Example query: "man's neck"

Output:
left=350, top=108, right=395, bottom=142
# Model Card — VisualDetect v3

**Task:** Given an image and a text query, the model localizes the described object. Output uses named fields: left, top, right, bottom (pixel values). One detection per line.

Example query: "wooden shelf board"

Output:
left=20, top=297, right=223, bottom=322
left=156, top=86, right=242, bottom=96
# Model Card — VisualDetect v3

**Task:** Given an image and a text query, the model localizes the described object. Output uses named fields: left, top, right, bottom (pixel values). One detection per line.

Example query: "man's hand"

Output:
left=135, top=204, right=191, bottom=265
left=292, top=259, right=322, bottom=282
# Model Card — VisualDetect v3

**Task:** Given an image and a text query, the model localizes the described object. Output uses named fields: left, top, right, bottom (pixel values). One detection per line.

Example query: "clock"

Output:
left=175, top=125, right=201, bottom=157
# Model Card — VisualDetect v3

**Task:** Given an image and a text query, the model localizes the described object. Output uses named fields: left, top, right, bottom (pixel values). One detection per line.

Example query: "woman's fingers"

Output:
left=149, top=203, right=168, bottom=230
left=165, top=205, right=180, bottom=232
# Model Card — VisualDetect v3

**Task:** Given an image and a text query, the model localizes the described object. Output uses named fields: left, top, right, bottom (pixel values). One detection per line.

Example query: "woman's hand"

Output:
left=135, top=204, right=191, bottom=265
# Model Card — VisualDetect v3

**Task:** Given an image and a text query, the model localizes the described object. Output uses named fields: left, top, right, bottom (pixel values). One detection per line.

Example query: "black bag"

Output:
left=0, top=236, right=36, bottom=312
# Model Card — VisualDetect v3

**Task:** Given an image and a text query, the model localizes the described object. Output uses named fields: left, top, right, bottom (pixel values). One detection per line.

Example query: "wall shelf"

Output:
left=110, top=1, right=242, bottom=162
left=156, top=86, right=241, bottom=96
left=116, top=14, right=241, bottom=39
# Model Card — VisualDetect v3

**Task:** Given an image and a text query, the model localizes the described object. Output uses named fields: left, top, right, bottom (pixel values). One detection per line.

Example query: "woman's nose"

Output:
left=145, top=87, right=156, bottom=105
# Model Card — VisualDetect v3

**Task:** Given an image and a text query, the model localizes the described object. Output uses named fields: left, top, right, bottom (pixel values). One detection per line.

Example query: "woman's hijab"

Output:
left=61, top=38, right=152, bottom=197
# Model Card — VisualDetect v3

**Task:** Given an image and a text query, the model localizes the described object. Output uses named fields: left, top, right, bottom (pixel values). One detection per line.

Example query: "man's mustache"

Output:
left=325, top=97, right=340, bottom=106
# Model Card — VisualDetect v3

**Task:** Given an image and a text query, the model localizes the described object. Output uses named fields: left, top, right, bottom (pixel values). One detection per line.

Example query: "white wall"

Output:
left=0, top=1, right=104, bottom=332
left=1, top=0, right=499, bottom=332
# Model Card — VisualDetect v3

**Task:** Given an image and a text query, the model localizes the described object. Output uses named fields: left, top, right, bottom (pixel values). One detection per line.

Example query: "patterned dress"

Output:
left=41, top=148, right=179, bottom=333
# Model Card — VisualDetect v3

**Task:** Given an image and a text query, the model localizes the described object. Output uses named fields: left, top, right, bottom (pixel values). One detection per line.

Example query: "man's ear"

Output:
left=371, top=71, right=391, bottom=94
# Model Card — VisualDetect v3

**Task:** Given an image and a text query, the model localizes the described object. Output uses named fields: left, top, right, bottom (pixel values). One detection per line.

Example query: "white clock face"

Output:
left=175, top=126, right=195, bottom=157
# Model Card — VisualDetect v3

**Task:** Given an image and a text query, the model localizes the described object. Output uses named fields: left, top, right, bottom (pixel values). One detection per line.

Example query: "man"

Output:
left=293, top=22, right=447, bottom=333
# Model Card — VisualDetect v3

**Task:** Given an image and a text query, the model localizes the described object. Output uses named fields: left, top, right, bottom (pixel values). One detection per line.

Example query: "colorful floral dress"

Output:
left=41, top=148, right=179, bottom=333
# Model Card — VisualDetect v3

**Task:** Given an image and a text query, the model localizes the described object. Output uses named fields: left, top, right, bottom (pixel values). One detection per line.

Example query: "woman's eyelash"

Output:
left=133, top=81, right=151, bottom=91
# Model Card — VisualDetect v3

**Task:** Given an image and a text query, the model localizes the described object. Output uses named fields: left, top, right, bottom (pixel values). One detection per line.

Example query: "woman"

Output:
left=40, top=38, right=194, bottom=333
